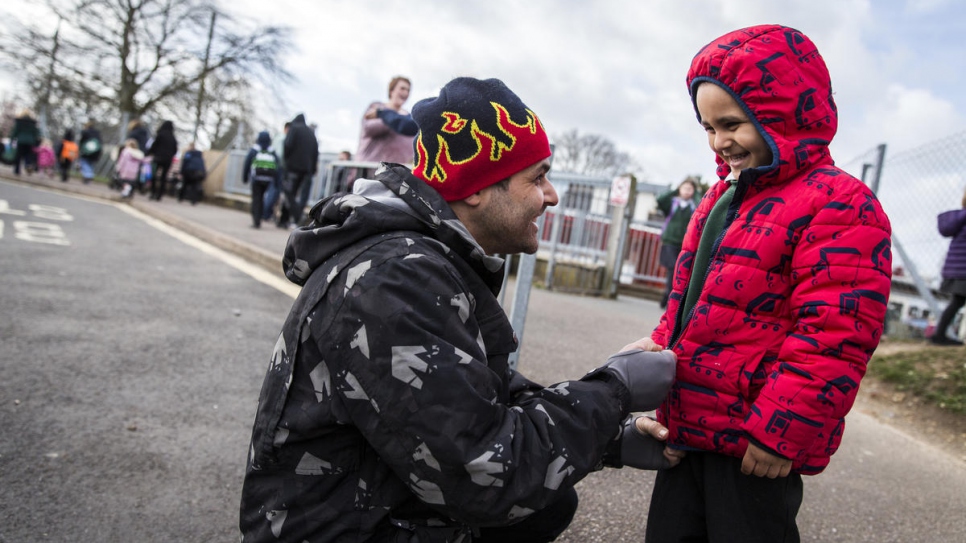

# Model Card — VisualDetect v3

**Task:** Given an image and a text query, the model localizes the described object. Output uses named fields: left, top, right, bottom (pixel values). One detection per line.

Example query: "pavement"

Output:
left=0, top=168, right=292, bottom=277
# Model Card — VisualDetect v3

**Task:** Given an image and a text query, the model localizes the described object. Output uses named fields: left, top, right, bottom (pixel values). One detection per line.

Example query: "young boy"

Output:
left=640, top=25, right=893, bottom=542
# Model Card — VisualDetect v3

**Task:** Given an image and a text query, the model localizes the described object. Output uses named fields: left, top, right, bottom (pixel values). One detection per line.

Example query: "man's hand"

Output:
left=741, top=442, right=792, bottom=478
left=600, top=349, right=676, bottom=412
left=620, top=337, right=664, bottom=353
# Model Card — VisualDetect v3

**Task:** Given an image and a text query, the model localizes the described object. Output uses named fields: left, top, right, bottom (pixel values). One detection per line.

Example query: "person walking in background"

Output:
left=932, top=189, right=966, bottom=346
left=332, top=149, right=354, bottom=192
left=115, top=138, right=145, bottom=199
left=78, top=120, right=103, bottom=184
left=56, top=129, right=78, bottom=183
left=240, top=77, right=681, bottom=543
left=242, top=131, right=280, bottom=229
left=178, top=142, right=206, bottom=205
left=295, top=122, right=320, bottom=212
left=125, top=118, right=150, bottom=153
left=279, top=113, right=318, bottom=228
left=34, top=138, right=56, bottom=178
left=11, top=109, right=41, bottom=175
left=655, top=176, right=699, bottom=308
left=355, top=75, right=418, bottom=166
left=262, top=122, right=289, bottom=224
left=147, top=120, right=178, bottom=201
left=638, top=25, right=892, bottom=542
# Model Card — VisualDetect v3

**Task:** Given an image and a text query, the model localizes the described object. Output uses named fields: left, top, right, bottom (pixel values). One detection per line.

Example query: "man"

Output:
left=279, top=113, right=319, bottom=228
left=240, top=77, right=680, bottom=543
left=262, top=122, right=289, bottom=224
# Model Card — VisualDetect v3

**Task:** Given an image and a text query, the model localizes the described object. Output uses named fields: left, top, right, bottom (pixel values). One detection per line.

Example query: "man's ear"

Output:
left=461, top=191, right=484, bottom=207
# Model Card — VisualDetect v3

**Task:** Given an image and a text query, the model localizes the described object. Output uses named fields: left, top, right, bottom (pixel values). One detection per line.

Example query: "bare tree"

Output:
left=0, top=0, right=292, bottom=145
left=552, top=128, right=637, bottom=177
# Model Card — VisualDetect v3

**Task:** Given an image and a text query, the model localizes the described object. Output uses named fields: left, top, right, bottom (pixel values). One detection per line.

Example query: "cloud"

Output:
left=862, top=85, right=961, bottom=151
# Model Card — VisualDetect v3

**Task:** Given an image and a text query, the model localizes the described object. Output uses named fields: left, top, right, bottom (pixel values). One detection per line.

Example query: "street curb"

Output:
left=128, top=199, right=284, bottom=276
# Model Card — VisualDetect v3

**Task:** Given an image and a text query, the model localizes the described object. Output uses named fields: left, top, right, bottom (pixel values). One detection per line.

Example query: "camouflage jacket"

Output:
left=240, top=165, right=632, bottom=542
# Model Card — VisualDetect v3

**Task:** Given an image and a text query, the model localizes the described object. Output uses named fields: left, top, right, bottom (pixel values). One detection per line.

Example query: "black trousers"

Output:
left=249, top=180, right=270, bottom=227
left=59, top=158, right=72, bottom=182
left=278, top=171, right=311, bottom=226
left=475, top=486, right=578, bottom=543
left=151, top=160, right=173, bottom=200
left=936, top=293, right=966, bottom=339
left=645, top=452, right=803, bottom=543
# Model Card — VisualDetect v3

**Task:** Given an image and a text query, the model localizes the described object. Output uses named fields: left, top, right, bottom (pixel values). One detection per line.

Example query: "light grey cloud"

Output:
left=3, top=0, right=965, bottom=280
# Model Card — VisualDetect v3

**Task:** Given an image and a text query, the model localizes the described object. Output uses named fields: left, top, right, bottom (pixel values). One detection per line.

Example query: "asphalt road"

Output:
left=1, top=181, right=965, bottom=542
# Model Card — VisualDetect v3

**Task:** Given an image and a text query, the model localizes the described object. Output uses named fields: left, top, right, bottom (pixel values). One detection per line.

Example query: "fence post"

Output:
left=543, top=182, right=566, bottom=290
left=603, top=175, right=636, bottom=299
left=507, top=233, right=541, bottom=371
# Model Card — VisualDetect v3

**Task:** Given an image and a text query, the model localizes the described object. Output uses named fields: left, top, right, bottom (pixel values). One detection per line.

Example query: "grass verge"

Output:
left=868, top=343, right=966, bottom=415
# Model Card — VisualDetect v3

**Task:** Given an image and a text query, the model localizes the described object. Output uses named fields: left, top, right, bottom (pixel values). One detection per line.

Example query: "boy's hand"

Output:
left=620, top=337, right=664, bottom=353
left=741, top=442, right=792, bottom=478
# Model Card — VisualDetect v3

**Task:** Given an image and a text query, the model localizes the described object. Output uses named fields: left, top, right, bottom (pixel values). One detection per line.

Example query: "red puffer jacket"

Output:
left=652, top=25, right=893, bottom=475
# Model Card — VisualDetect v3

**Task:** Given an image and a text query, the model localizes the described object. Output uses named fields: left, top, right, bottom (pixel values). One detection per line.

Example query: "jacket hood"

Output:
left=283, top=164, right=505, bottom=292
left=158, top=120, right=174, bottom=133
left=256, top=131, right=272, bottom=149
left=291, top=113, right=306, bottom=125
left=687, top=24, right=837, bottom=184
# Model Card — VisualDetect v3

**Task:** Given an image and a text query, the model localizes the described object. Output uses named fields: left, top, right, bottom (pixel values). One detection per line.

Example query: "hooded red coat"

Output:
left=652, top=25, right=893, bottom=475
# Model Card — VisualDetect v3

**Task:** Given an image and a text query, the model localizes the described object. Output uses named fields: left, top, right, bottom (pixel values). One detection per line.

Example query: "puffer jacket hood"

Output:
left=283, top=164, right=505, bottom=291
left=255, top=130, right=271, bottom=150
left=687, top=24, right=837, bottom=185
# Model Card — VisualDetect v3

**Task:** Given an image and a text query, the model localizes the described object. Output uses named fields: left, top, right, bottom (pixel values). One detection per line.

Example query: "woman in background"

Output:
left=147, top=120, right=178, bottom=201
left=933, top=189, right=966, bottom=346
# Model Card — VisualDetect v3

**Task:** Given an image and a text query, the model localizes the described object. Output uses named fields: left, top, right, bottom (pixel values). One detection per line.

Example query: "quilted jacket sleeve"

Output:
left=742, top=188, right=892, bottom=462
left=938, top=209, right=966, bottom=238
left=319, top=246, right=629, bottom=527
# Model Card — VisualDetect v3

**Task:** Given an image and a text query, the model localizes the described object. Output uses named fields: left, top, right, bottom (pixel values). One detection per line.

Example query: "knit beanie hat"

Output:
left=411, top=77, right=551, bottom=202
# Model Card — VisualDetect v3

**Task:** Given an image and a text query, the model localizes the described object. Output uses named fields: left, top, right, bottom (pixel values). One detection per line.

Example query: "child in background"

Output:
left=57, top=129, right=78, bottom=182
left=114, top=138, right=145, bottom=199
left=35, top=139, right=56, bottom=178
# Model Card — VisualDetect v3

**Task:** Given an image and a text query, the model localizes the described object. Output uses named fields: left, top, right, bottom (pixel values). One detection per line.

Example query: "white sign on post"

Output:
left=609, top=175, right=631, bottom=207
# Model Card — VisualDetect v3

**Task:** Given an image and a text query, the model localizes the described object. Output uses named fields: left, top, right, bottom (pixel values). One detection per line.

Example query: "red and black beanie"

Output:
left=411, top=77, right=551, bottom=202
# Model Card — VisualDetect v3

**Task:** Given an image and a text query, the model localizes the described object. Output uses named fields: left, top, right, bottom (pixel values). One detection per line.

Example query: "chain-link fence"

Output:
left=840, top=130, right=966, bottom=337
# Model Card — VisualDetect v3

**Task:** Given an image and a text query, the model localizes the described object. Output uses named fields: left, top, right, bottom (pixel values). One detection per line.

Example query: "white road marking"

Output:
left=115, top=204, right=300, bottom=299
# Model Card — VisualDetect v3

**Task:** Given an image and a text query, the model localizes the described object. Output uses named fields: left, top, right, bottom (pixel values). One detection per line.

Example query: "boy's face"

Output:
left=695, top=83, right=772, bottom=179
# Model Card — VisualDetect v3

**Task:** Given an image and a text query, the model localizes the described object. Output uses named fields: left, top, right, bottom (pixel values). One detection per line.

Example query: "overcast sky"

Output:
left=2, top=0, right=965, bottom=278
left=219, top=0, right=966, bottom=185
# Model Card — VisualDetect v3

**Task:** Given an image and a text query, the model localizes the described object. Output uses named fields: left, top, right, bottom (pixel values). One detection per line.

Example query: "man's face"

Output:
left=471, top=158, right=557, bottom=255
left=695, top=82, right=772, bottom=179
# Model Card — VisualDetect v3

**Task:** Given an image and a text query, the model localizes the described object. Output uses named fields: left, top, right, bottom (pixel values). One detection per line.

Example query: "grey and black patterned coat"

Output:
left=240, top=165, right=636, bottom=542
